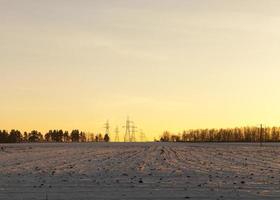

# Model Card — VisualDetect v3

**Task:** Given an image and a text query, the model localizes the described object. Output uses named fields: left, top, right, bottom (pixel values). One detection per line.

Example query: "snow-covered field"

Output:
left=0, top=143, right=280, bottom=200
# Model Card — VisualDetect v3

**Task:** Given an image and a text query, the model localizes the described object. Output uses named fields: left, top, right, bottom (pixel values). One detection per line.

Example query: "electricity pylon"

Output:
left=130, top=122, right=137, bottom=142
left=104, top=120, right=110, bottom=137
left=114, top=126, right=120, bottom=142
left=123, top=117, right=131, bottom=142
left=139, top=129, right=146, bottom=142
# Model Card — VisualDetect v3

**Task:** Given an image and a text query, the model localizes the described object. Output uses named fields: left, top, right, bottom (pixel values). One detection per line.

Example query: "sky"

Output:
left=1, top=0, right=280, bottom=140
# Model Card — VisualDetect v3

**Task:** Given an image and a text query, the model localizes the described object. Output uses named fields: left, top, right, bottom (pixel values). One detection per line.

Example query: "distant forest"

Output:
left=0, top=130, right=110, bottom=143
left=2, top=126, right=280, bottom=143
left=160, top=126, right=280, bottom=143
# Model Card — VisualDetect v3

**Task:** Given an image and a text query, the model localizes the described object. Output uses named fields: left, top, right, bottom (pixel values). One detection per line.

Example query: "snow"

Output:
left=0, top=143, right=280, bottom=199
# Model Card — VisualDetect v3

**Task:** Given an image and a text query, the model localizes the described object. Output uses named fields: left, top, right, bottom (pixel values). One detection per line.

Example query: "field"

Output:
left=0, top=143, right=280, bottom=200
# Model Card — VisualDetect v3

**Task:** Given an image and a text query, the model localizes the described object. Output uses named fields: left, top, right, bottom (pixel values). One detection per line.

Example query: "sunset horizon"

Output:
left=1, top=1, right=280, bottom=199
left=2, top=1, right=280, bottom=141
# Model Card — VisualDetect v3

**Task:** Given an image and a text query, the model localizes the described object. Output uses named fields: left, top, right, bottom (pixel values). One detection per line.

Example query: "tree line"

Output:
left=160, top=126, right=280, bottom=142
left=0, top=129, right=110, bottom=143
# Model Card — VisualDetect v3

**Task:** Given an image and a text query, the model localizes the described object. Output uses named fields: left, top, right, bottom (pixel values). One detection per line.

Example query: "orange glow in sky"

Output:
left=1, top=1, right=280, bottom=140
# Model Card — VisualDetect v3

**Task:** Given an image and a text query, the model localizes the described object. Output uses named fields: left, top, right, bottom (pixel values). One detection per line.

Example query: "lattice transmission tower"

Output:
left=123, top=117, right=131, bottom=142
left=130, top=122, right=137, bottom=142
left=114, top=126, right=120, bottom=142
left=139, top=129, right=146, bottom=142
left=104, top=120, right=110, bottom=138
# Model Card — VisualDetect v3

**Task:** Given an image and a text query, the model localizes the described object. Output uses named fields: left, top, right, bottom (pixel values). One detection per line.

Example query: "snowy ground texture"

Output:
left=0, top=143, right=280, bottom=200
